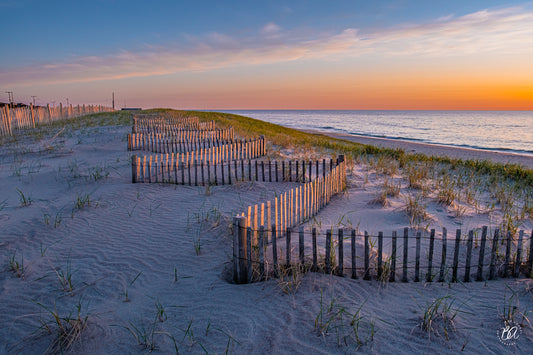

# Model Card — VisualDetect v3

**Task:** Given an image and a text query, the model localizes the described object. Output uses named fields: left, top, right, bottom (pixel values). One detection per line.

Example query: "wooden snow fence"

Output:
left=127, top=128, right=236, bottom=152
left=0, top=104, right=112, bottom=137
left=233, top=156, right=348, bottom=283
left=132, top=115, right=215, bottom=133
left=131, top=137, right=266, bottom=185
left=233, top=224, right=533, bottom=284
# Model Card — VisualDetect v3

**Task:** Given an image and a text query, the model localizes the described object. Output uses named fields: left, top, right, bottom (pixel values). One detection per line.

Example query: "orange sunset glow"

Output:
left=2, top=2, right=533, bottom=110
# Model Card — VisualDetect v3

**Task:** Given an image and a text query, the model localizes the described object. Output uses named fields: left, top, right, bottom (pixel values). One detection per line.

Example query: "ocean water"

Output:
left=220, top=110, right=533, bottom=156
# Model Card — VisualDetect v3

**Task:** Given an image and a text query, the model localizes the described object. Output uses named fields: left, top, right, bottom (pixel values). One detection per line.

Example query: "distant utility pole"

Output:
left=5, top=91, right=14, bottom=107
left=112, top=92, right=115, bottom=110
left=31, top=96, right=37, bottom=106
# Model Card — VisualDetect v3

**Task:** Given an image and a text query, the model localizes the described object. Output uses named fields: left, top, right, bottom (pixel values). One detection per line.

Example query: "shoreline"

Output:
left=304, top=129, right=533, bottom=169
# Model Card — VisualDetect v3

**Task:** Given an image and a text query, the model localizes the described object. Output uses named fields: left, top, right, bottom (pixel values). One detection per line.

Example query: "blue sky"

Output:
left=1, top=0, right=532, bottom=109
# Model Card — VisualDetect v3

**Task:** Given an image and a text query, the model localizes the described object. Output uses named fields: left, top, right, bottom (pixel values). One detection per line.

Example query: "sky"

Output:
left=1, top=0, right=533, bottom=110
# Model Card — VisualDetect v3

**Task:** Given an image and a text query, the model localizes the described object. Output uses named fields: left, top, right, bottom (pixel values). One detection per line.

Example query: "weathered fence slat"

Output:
left=476, top=226, right=488, bottom=281
left=364, top=231, right=370, bottom=280
left=233, top=216, right=247, bottom=284
left=528, top=230, right=533, bottom=277
left=338, top=229, right=344, bottom=277
left=489, top=229, right=500, bottom=280
left=514, top=230, right=524, bottom=278
left=272, top=224, right=278, bottom=276
left=312, top=227, right=318, bottom=272
left=402, top=227, right=409, bottom=283
left=259, top=226, right=265, bottom=278
left=426, top=229, right=435, bottom=282
left=286, top=228, right=291, bottom=268
left=299, top=227, right=305, bottom=265
left=377, top=232, right=383, bottom=280
left=464, top=230, right=474, bottom=282
left=351, top=229, right=357, bottom=279
left=414, top=231, right=421, bottom=282
left=452, top=229, right=461, bottom=282
left=325, top=230, right=332, bottom=274
left=247, top=227, right=252, bottom=283
left=438, top=227, right=447, bottom=283
left=504, top=231, right=512, bottom=278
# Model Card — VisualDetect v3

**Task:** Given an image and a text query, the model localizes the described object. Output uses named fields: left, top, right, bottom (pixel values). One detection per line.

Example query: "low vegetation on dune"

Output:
left=3, top=107, right=532, bottom=185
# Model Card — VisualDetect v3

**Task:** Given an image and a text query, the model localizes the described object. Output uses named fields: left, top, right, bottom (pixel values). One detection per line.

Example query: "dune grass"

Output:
left=170, top=109, right=533, bottom=186
left=3, top=107, right=532, bottom=186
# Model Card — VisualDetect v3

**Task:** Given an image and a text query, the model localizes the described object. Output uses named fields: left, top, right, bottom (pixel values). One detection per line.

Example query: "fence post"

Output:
left=272, top=223, right=278, bottom=276
left=286, top=228, right=291, bottom=268
left=247, top=227, right=253, bottom=283
left=338, top=229, right=344, bottom=277
left=514, top=230, right=524, bottom=277
left=233, top=216, right=248, bottom=284
left=476, top=226, right=488, bottom=281
left=364, top=231, right=370, bottom=280
left=390, top=231, right=397, bottom=282
left=30, top=104, right=35, bottom=128
left=452, top=229, right=461, bottom=282
left=414, top=231, right=421, bottom=282
left=325, top=229, right=332, bottom=274
left=377, top=232, right=383, bottom=279
left=438, top=227, right=447, bottom=283
left=464, top=230, right=474, bottom=282
left=312, top=227, right=318, bottom=272
left=426, top=229, right=435, bottom=282
left=402, top=227, right=409, bottom=282
left=528, top=230, right=533, bottom=278
left=351, top=229, right=357, bottom=279
left=132, top=155, right=138, bottom=183
left=299, top=227, right=305, bottom=266
left=503, top=231, right=512, bottom=278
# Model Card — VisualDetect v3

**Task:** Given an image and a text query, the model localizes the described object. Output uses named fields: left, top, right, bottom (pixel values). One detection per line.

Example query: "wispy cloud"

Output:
left=261, top=22, right=282, bottom=36
left=3, top=6, right=533, bottom=86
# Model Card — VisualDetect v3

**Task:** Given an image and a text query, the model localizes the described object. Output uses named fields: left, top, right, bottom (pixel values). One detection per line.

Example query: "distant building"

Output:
left=0, top=102, right=31, bottom=108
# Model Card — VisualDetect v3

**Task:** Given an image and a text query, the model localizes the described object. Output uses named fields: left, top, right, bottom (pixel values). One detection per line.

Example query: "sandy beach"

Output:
left=1, top=113, right=532, bottom=354
left=306, top=130, right=533, bottom=169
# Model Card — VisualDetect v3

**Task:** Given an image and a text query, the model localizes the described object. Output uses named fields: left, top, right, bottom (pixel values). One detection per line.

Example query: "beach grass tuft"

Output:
left=499, top=286, right=531, bottom=328
left=8, top=251, right=25, bottom=278
left=35, top=299, right=88, bottom=354
left=418, top=295, right=461, bottom=341
left=314, top=291, right=375, bottom=348
left=16, top=188, right=32, bottom=207
left=123, top=271, right=142, bottom=302
left=277, top=263, right=304, bottom=294
left=403, top=193, right=430, bottom=228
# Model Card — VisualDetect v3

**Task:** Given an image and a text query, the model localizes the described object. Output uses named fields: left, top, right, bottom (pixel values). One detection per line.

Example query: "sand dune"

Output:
left=0, top=119, right=532, bottom=354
